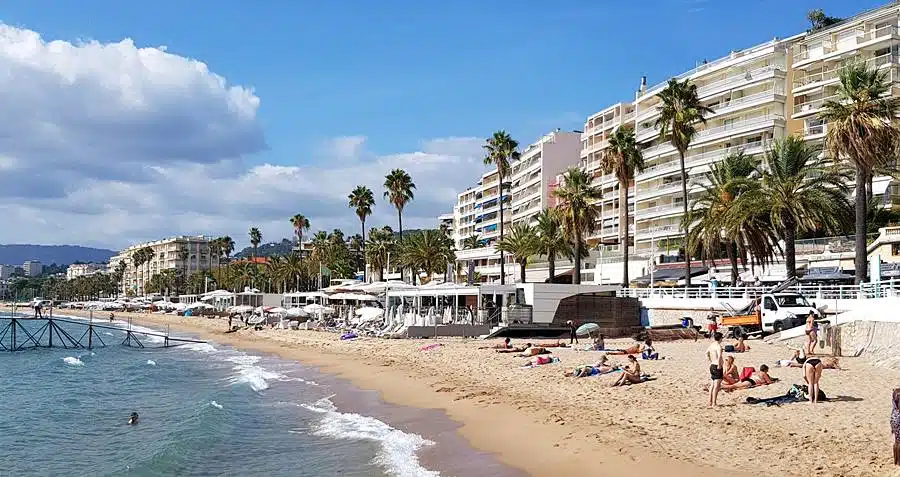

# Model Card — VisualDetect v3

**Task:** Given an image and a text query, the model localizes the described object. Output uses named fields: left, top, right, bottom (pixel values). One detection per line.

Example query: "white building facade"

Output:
left=108, top=235, right=220, bottom=295
left=66, top=263, right=106, bottom=280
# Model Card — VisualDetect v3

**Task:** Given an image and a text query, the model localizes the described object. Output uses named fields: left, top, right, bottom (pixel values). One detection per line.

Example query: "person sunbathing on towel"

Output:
left=568, top=355, right=618, bottom=377
left=522, top=355, right=558, bottom=367
left=733, top=336, right=751, bottom=352
left=611, top=355, right=643, bottom=386
left=777, top=349, right=841, bottom=369
left=605, top=341, right=642, bottom=355
left=537, top=341, right=569, bottom=348
left=722, top=364, right=775, bottom=392
left=722, top=356, right=740, bottom=385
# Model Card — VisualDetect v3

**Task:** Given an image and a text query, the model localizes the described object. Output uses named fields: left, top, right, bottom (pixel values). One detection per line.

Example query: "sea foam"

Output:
left=302, top=397, right=440, bottom=477
left=209, top=401, right=223, bottom=409
left=63, top=357, right=84, bottom=366
left=225, top=355, right=283, bottom=392
left=146, top=360, right=156, bottom=366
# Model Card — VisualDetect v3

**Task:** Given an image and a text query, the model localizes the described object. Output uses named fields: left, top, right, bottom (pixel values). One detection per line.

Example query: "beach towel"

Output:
left=522, top=357, right=559, bottom=368
left=339, top=332, right=357, bottom=341
left=419, top=343, right=442, bottom=351
left=745, top=384, right=826, bottom=406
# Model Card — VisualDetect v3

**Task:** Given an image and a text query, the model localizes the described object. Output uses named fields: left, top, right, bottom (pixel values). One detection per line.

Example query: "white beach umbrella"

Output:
left=286, top=307, right=309, bottom=317
left=269, top=307, right=288, bottom=314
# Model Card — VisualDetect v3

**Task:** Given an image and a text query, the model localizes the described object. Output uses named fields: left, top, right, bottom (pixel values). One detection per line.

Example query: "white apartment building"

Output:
left=108, top=235, right=220, bottom=295
left=575, top=2, right=900, bottom=285
left=66, top=263, right=106, bottom=280
left=23, top=260, right=43, bottom=277
left=0, top=264, right=15, bottom=280
left=450, top=130, right=581, bottom=283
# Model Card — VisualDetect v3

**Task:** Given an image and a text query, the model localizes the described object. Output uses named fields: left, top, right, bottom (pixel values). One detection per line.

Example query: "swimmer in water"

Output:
left=128, top=412, right=139, bottom=425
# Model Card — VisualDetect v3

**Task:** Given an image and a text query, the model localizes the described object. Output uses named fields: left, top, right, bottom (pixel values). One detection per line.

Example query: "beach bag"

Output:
left=724, top=345, right=735, bottom=352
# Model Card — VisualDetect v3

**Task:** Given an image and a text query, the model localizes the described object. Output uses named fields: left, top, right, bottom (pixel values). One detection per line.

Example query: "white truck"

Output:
left=720, top=292, right=823, bottom=337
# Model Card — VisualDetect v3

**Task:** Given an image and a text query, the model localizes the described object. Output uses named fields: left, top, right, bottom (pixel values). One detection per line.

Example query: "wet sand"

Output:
left=21, top=308, right=897, bottom=477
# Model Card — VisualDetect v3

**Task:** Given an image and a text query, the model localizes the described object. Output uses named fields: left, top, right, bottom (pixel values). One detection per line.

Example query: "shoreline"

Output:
left=9, top=308, right=894, bottom=476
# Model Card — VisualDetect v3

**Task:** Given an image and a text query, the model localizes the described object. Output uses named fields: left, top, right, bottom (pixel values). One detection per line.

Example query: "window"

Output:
left=763, top=297, right=776, bottom=310
left=892, top=243, right=900, bottom=256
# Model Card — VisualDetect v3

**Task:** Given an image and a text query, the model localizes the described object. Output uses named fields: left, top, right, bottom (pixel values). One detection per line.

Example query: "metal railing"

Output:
left=803, top=123, right=827, bottom=137
left=618, top=280, right=900, bottom=301
left=694, top=114, right=783, bottom=140
left=638, top=140, right=769, bottom=180
left=636, top=203, right=683, bottom=218
left=697, top=63, right=785, bottom=97
left=793, top=94, right=840, bottom=115
left=793, top=52, right=898, bottom=88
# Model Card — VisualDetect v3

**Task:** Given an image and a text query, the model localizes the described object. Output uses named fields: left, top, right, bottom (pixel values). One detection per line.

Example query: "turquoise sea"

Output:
left=0, top=314, right=524, bottom=477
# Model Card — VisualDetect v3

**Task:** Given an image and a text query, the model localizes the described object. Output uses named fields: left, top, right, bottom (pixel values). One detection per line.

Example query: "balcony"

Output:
left=637, top=140, right=768, bottom=181
left=795, top=26, right=898, bottom=65
left=792, top=93, right=839, bottom=118
left=693, top=114, right=783, bottom=143
left=637, top=225, right=682, bottom=240
left=802, top=122, right=828, bottom=138
left=710, top=86, right=784, bottom=117
left=794, top=52, right=898, bottom=90
left=696, top=63, right=785, bottom=98
left=636, top=202, right=684, bottom=218
left=637, top=181, right=684, bottom=199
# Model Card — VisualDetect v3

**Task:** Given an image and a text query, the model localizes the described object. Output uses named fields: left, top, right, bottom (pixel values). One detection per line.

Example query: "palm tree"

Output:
left=249, top=227, right=262, bottom=259
left=534, top=209, right=571, bottom=282
left=366, top=226, right=395, bottom=281
left=399, top=230, right=456, bottom=283
left=656, top=78, right=715, bottom=287
left=819, top=61, right=900, bottom=283
left=290, top=214, right=310, bottom=252
left=495, top=222, right=539, bottom=283
left=552, top=168, right=603, bottom=284
left=740, top=137, right=852, bottom=279
left=601, top=125, right=645, bottom=285
left=685, top=152, right=777, bottom=285
left=384, top=169, right=416, bottom=279
left=483, top=131, right=520, bottom=285
left=139, top=247, right=155, bottom=295
left=462, top=235, right=482, bottom=250
left=348, top=185, right=375, bottom=280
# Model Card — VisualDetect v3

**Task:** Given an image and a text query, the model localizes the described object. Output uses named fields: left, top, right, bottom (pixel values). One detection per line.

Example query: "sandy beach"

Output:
left=14, top=307, right=897, bottom=477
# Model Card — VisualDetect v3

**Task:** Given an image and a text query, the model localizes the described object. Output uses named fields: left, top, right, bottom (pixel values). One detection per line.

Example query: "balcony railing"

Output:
left=792, top=93, right=839, bottom=115
left=858, top=25, right=897, bottom=44
left=637, top=182, right=683, bottom=197
left=712, top=86, right=784, bottom=114
left=694, top=114, right=783, bottom=140
left=696, top=63, right=784, bottom=97
left=638, top=140, right=769, bottom=180
left=638, top=225, right=681, bottom=237
left=793, top=52, right=898, bottom=88
left=803, top=123, right=828, bottom=137
left=636, top=203, right=684, bottom=217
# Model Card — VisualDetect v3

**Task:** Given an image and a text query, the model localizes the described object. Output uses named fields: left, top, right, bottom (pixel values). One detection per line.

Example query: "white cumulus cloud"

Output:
left=0, top=24, right=488, bottom=251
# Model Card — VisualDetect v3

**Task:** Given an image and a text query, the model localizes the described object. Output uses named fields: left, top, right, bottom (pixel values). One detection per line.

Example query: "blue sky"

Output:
left=0, top=0, right=889, bottom=249
left=2, top=0, right=883, bottom=165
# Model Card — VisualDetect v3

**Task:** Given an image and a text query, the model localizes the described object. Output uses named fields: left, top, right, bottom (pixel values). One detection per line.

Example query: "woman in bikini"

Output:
left=722, top=364, right=774, bottom=392
left=611, top=355, right=643, bottom=386
left=569, top=355, right=618, bottom=377
left=805, top=312, right=819, bottom=355
left=803, top=356, right=825, bottom=403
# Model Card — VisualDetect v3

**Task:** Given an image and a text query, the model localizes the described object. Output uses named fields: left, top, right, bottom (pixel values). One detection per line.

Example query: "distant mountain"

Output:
left=0, top=244, right=116, bottom=266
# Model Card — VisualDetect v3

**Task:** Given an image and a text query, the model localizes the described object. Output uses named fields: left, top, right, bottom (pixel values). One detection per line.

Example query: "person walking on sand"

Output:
left=803, top=356, right=824, bottom=404
left=707, top=332, right=724, bottom=407
left=567, top=320, right=578, bottom=345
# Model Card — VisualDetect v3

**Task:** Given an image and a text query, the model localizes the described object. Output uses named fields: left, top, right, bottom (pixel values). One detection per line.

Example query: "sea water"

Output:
left=0, top=315, right=525, bottom=477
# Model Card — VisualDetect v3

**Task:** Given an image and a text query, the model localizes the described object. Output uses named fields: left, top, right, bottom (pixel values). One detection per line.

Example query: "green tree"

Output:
left=249, top=228, right=262, bottom=259
left=384, top=169, right=416, bottom=279
left=601, top=125, right=645, bottom=285
left=807, top=9, right=842, bottom=31
left=819, top=62, right=900, bottom=283
left=399, top=230, right=456, bottom=283
left=656, top=78, right=715, bottom=287
left=365, top=226, right=396, bottom=281
left=534, top=209, right=571, bottom=282
left=495, top=222, right=539, bottom=283
left=551, top=168, right=603, bottom=284
left=741, top=137, right=852, bottom=279
left=290, top=214, right=310, bottom=249
left=462, top=235, right=482, bottom=250
left=483, top=130, right=520, bottom=285
left=348, top=185, right=375, bottom=280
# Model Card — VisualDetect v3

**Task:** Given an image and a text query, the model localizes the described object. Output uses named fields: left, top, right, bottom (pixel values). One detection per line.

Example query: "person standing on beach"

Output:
left=567, top=320, right=578, bottom=345
left=891, top=388, right=900, bottom=466
left=706, top=332, right=724, bottom=407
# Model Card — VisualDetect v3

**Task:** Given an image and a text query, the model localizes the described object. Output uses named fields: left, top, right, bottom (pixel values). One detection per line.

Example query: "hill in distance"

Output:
left=0, top=244, right=117, bottom=266
left=233, top=230, right=430, bottom=258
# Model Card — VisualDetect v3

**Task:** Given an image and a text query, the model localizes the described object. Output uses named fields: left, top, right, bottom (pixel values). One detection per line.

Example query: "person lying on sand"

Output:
left=479, top=337, right=512, bottom=350
left=495, top=343, right=531, bottom=354
left=776, top=350, right=841, bottom=369
left=522, top=355, right=559, bottom=367
left=537, top=341, right=569, bottom=348
left=734, top=337, right=751, bottom=352
left=611, top=355, right=643, bottom=386
left=517, top=346, right=550, bottom=357
left=567, top=355, right=618, bottom=377
left=722, top=364, right=775, bottom=392
left=605, top=342, right=642, bottom=355
left=722, top=356, right=740, bottom=385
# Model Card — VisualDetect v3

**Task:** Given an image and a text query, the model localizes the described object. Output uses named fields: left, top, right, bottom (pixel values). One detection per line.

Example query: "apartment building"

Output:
left=66, top=263, right=106, bottom=280
left=23, top=260, right=43, bottom=277
left=108, top=235, right=220, bottom=295
left=0, top=264, right=14, bottom=280
left=449, top=130, right=581, bottom=283
left=575, top=2, right=900, bottom=284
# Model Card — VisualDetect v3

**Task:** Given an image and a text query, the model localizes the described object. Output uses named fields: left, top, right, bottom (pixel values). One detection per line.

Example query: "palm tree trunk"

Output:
left=573, top=236, right=582, bottom=285
left=678, top=149, right=692, bottom=287
left=548, top=255, right=556, bottom=283
left=619, top=179, right=629, bottom=286
left=520, top=258, right=527, bottom=283
left=784, top=216, right=797, bottom=280
left=499, top=173, right=506, bottom=285
left=361, top=218, right=367, bottom=282
left=866, top=172, right=873, bottom=205
left=855, top=166, right=868, bottom=284
left=727, top=241, right=739, bottom=286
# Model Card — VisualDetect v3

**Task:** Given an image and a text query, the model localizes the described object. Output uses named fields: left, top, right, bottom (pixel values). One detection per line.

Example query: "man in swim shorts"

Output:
left=707, top=332, right=724, bottom=407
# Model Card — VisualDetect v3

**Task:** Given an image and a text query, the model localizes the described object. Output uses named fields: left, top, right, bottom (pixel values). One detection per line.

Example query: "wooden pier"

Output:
left=0, top=312, right=207, bottom=352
